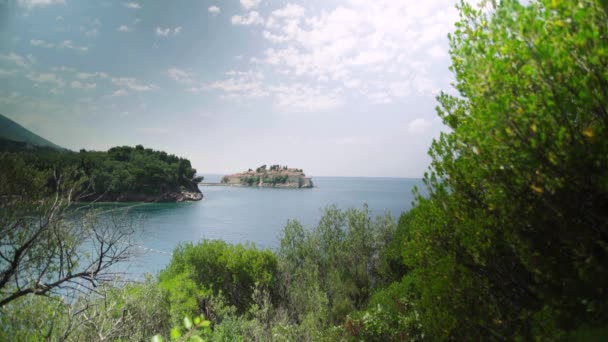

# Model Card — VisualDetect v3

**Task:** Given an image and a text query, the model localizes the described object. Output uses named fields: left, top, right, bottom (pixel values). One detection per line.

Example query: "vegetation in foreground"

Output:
left=1, top=0, right=607, bottom=340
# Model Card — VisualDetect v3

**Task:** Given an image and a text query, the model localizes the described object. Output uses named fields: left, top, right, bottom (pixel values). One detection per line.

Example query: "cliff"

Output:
left=221, top=165, right=313, bottom=188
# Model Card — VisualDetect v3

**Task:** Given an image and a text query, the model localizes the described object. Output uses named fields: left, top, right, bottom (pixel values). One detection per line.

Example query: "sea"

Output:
left=102, top=175, right=425, bottom=279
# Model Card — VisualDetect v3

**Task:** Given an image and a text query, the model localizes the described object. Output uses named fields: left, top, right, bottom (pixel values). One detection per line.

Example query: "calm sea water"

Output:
left=105, top=175, right=424, bottom=278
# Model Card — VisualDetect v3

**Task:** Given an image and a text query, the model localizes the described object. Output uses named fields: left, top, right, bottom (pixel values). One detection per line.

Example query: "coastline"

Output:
left=78, top=189, right=203, bottom=203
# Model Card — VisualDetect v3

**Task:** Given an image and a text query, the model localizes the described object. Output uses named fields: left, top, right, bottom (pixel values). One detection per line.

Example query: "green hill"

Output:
left=0, top=113, right=63, bottom=149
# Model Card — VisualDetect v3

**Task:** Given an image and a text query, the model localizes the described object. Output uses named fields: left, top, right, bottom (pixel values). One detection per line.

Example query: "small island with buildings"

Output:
left=219, top=164, right=313, bottom=188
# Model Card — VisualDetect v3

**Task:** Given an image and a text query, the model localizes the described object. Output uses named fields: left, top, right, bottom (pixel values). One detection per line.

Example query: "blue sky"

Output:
left=0, top=0, right=459, bottom=177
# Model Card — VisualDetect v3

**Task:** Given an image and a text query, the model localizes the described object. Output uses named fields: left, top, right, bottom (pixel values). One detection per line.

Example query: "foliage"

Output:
left=344, top=279, right=424, bottom=342
left=399, top=0, right=608, bottom=340
left=153, top=206, right=397, bottom=340
left=151, top=314, right=211, bottom=342
left=159, top=240, right=279, bottom=321
left=240, top=175, right=260, bottom=186
left=68, top=276, right=172, bottom=341
left=0, top=294, right=71, bottom=341
left=256, top=165, right=267, bottom=173
left=1, top=144, right=198, bottom=198
left=0, top=153, right=134, bottom=308
left=278, top=205, right=396, bottom=326
left=0, top=275, right=171, bottom=341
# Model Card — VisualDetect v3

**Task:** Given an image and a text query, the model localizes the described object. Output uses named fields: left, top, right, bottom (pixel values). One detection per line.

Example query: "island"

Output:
left=220, top=165, right=313, bottom=188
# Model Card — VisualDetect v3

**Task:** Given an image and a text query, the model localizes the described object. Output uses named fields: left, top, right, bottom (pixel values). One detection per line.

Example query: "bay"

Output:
left=104, top=175, right=424, bottom=279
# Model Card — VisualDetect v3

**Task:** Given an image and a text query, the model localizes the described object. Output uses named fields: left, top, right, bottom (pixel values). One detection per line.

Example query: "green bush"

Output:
left=344, top=280, right=424, bottom=342
left=0, top=276, right=171, bottom=341
left=278, top=206, right=396, bottom=325
left=159, top=240, right=279, bottom=321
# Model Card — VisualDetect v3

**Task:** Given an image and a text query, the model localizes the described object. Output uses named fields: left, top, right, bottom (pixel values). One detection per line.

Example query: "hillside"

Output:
left=2, top=144, right=203, bottom=202
left=0, top=113, right=63, bottom=149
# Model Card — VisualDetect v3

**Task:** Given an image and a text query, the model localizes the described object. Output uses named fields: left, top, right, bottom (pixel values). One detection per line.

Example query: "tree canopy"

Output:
left=398, top=0, right=608, bottom=339
left=1, top=144, right=198, bottom=198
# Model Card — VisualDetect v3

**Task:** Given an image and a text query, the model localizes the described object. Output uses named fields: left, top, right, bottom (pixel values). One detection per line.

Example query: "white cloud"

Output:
left=70, top=81, right=97, bottom=90
left=408, top=118, right=433, bottom=134
left=349, top=51, right=392, bottom=66
left=0, top=69, right=17, bottom=77
left=17, top=0, right=65, bottom=9
left=240, top=0, right=261, bottom=10
left=30, top=39, right=89, bottom=52
left=51, top=66, right=76, bottom=72
left=428, top=45, right=448, bottom=60
left=155, top=27, right=171, bottom=37
left=270, top=84, right=343, bottom=112
left=332, top=137, right=372, bottom=145
left=231, top=11, right=263, bottom=26
left=0, top=53, right=28, bottom=67
left=111, top=77, right=158, bottom=91
left=367, top=92, right=392, bottom=104
left=343, top=79, right=361, bottom=89
left=80, top=18, right=101, bottom=38
left=30, top=39, right=54, bottom=48
left=155, top=27, right=182, bottom=37
left=85, top=28, right=98, bottom=38
left=229, top=1, right=458, bottom=105
left=30, top=38, right=90, bottom=52
left=137, top=127, right=169, bottom=134
left=27, top=72, right=66, bottom=87
left=77, top=72, right=108, bottom=80
left=271, top=4, right=304, bottom=19
left=123, top=2, right=140, bottom=9
left=118, top=25, right=133, bottom=32
left=205, top=70, right=268, bottom=98
left=165, top=67, right=197, bottom=85
left=208, top=6, right=220, bottom=16
left=111, top=89, right=128, bottom=97
left=26, top=54, right=36, bottom=65
left=58, top=40, right=88, bottom=52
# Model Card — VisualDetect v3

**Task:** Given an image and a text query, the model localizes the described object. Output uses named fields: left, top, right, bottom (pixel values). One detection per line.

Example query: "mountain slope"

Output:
left=0, top=113, right=63, bottom=149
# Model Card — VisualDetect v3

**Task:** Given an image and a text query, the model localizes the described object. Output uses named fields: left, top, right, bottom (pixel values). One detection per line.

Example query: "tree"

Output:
left=159, top=240, right=279, bottom=320
left=278, top=206, right=396, bottom=325
left=0, top=154, right=135, bottom=308
left=402, top=0, right=608, bottom=339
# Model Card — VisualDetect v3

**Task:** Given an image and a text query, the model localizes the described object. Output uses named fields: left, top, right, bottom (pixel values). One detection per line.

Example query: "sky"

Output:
left=0, top=0, right=460, bottom=177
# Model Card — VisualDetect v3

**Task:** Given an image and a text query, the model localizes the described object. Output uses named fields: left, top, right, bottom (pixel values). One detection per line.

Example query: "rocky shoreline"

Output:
left=79, top=184, right=203, bottom=203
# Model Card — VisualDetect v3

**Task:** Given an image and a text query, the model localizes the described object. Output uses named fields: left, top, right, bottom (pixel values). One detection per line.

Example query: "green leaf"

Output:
left=170, top=327, right=181, bottom=340
left=183, top=316, right=193, bottom=330
left=151, top=335, right=164, bottom=342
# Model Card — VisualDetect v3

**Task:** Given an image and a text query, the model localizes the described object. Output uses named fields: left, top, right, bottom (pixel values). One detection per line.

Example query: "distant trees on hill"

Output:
left=1, top=143, right=198, bottom=198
